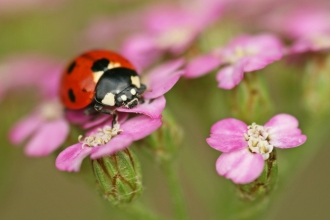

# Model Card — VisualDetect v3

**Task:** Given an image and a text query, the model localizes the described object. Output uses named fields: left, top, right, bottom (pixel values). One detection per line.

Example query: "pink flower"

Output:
left=286, top=7, right=330, bottom=53
left=56, top=115, right=162, bottom=172
left=116, top=59, right=185, bottom=118
left=185, top=34, right=284, bottom=89
left=0, top=54, right=62, bottom=102
left=258, top=5, right=330, bottom=53
left=121, top=2, right=222, bottom=71
left=206, top=114, right=307, bottom=184
left=7, top=54, right=69, bottom=157
left=80, top=12, right=144, bottom=50
left=9, top=99, right=69, bottom=157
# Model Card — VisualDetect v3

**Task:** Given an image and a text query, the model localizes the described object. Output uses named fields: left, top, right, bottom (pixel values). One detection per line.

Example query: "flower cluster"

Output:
left=3, top=0, right=317, bottom=192
left=184, top=34, right=284, bottom=89
left=207, top=114, right=307, bottom=184
left=6, top=52, right=184, bottom=172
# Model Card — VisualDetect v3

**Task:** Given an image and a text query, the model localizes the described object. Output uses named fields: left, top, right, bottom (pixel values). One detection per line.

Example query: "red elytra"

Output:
left=59, top=50, right=136, bottom=110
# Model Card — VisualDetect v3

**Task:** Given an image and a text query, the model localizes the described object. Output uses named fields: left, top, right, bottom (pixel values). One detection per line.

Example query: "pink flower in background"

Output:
left=258, top=5, right=330, bottom=53
left=185, top=34, right=284, bottom=89
left=9, top=99, right=69, bottom=157
left=286, top=7, right=330, bottom=53
left=121, top=2, right=223, bottom=71
left=207, top=114, right=306, bottom=184
left=56, top=115, right=162, bottom=172
left=6, top=55, right=70, bottom=157
left=80, top=12, right=144, bottom=50
left=0, top=54, right=62, bottom=102
left=117, top=59, right=185, bottom=118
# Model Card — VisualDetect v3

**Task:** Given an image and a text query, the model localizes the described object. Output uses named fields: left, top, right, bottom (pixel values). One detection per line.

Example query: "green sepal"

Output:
left=142, top=109, right=183, bottom=164
left=92, top=149, right=142, bottom=205
left=237, top=150, right=278, bottom=201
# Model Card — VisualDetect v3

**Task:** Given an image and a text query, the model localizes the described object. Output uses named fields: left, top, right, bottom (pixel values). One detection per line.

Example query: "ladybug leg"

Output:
left=111, top=112, right=118, bottom=127
left=84, top=105, right=98, bottom=115
left=137, top=84, right=147, bottom=94
left=94, top=103, right=116, bottom=115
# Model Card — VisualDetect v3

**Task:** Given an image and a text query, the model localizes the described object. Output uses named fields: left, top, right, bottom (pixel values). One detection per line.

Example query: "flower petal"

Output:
left=9, top=113, right=43, bottom=145
left=265, top=114, right=299, bottom=132
left=121, top=35, right=161, bottom=71
left=244, top=53, right=282, bottom=72
left=55, top=143, right=93, bottom=172
left=269, top=134, right=307, bottom=149
left=90, top=134, right=133, bottom=159
left=216, top=148, right=264, bottom=184
left=90, top=115, right=162, bottom=159
left=216, top=60, right=245, bottom=89
left=143, top=59, right=184, bottom=99
left=265, top=114, right=307, bottom=148
left=117, top=96, right=166, bottom=119
left=184, top=54, right=222, bottom=78
left=120, top=115, right=162, bottom=140
left=207, top=118, right=248, bottom=152
left=24, top=118, right=69, bottom=157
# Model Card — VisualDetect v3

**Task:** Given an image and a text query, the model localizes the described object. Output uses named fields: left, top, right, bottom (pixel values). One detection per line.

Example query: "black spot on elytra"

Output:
left=82, top=88, right=87, bottom=92
left=67, top=61, right=76, bottom=74
left=91, top=58, right=110, bottom=72
left=68, top=89, right=75, bottom=102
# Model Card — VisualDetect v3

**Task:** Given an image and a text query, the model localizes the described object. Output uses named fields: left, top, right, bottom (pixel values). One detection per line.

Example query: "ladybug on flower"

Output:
left=59, top=50, right=146, bottom=114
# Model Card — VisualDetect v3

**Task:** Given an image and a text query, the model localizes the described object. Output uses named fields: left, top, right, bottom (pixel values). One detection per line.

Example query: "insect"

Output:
left=60, top=50, right=146, bottom=114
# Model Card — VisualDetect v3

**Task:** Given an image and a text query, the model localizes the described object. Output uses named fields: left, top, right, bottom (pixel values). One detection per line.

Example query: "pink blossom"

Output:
left=116, top=59, right=185, bottom=118
left=9, top=99, right=69, bottom=157
left=7, top=55, right=69, bottom=157
left=207, top=114, right=306, bottom=184
left=121, top=2, right=223, bottom=71
left=286, top=7, right=330, bottom=53
left=55, top=115, right=162, bottom=172
left=80, top=12, right=144, bottom=50
left=257, top=5, right=330, bottom=53
left=0, top=54, right=63, bottom=102
left=185, top=34, right=284, bottom=89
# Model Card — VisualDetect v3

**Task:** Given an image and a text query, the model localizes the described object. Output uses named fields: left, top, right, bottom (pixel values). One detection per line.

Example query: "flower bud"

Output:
left=303, top=54, right=330, bottom=114
left=143, top=109, right=183, bottom=164
left=237, top=150, right=278, bottom=201
left=228, top=71, right=273, bottom=124
left=92, top=149, right=142, bottom=205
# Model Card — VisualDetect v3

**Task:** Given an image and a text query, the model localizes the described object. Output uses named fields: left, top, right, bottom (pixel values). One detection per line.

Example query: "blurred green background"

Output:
left=1, top=0, right=330, bottom=219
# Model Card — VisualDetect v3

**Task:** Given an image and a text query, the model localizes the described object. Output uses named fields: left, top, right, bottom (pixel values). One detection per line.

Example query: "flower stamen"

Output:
left=79, top=123, right=123, bottom=148
left=244, top=123, right=273, bottom=160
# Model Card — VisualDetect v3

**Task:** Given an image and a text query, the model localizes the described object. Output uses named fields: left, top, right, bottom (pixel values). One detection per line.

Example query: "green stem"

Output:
left=118, top=202, right=166, bottom=220
left=161, top=161, right=188, bottom=220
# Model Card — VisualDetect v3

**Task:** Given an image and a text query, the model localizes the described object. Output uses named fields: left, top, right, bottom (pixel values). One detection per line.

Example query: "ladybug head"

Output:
left=115, top=86, right=140, bottom=108
left=94, top=68, right=146, bottom=111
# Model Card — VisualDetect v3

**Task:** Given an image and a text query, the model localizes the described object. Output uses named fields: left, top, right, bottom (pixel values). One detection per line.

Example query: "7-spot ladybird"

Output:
left=59, top=50, right=146, bottom=114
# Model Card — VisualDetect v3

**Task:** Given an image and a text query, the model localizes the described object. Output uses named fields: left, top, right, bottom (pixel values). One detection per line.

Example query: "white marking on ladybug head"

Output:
left=130, top=88, right=136, bottom=95
left=93, top=71, right=104, bottom=83
left=101, top=93, right=115, bottom=106
left=121, top=95, right=127, bottom=101
left=131, top=76, right=141, bottom=88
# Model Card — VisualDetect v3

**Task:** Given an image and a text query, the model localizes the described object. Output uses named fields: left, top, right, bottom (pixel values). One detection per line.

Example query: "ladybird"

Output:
left=59, top=50, right=146, bottom=114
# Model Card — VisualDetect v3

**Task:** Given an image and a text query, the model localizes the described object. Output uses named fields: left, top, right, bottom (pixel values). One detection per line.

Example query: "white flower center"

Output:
left=79, top=123, right=123, bottom=148
left=39, top=99, right=63, bottom=121
left=244, top=123, right=273, bottom=160
left=311, top=34, right=330, bottom=50
left=226, top=46, right=258, bottom=64
left=156, top=27, right=193, bottom=49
